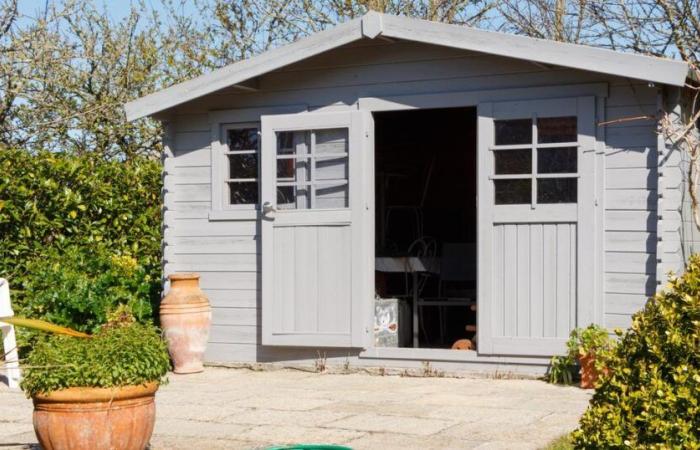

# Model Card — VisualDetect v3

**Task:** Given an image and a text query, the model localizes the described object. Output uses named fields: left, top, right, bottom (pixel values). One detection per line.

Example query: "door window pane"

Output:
left=229, top=182, right=258, bottom=204
left=227, top=128, right=258, bottom=150
left=275, top=128, right=349, bottom=210
left=315, top=156, right=348, bottom=181
left=229, top=154, right=257, bottom=179
left=538, top=147, right=577, bottom=174
left=495, top=150, right=531, bottom=175
left=277, top=158, right=310, bottom=181
left=494, top=179, right=531, bottom=204
left=537, top=117, right=577, bottom=143
left=277, top=185, right=310, bottom=209
left=315, top=129, right=348, bottom=154
left=315, top=183, right=349, bottom=208
left=277, top=131, right=303, bottom=155
left=495, top=119, right=532, bottom=145
left=537, top=178, right=577, bottom=203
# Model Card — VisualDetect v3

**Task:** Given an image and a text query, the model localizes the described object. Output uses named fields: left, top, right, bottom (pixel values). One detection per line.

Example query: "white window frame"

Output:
left=223, top=123, right=260, bottom=206
left=208, top=105, right=307, bottom=221
left=275, top=128, right=350, bottom=211
left=490, top=115, right=579, bottom=212
left=485, top=97, right=590, bottom=224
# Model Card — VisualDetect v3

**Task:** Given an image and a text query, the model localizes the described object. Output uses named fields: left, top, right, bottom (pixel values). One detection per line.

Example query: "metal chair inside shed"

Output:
left=418, top=243, right=476, bottom=346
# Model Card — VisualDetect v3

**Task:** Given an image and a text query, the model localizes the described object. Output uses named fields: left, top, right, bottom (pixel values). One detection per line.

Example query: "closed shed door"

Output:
left=477, top=97, right=596, bottom=356
left=260, top=111, right=372, bottom=347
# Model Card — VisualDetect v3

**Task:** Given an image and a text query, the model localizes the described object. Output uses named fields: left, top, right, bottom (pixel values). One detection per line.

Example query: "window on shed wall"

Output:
left=492, top=116, right=578, bottom=205
left=224, top=125, right=260, bottom=206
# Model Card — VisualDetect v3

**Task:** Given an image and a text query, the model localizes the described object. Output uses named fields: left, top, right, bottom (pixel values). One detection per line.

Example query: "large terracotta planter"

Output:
left=161, top=273, right=211, bottom=374
left=32, top=382, right=158, bottom=450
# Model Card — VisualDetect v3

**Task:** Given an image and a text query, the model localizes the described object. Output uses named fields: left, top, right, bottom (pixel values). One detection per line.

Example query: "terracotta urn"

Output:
left=579, top=353, right=598, bottom=389
left=32, top=382, right=158, bottom=450
left=160, top=273, right=211, bottom=374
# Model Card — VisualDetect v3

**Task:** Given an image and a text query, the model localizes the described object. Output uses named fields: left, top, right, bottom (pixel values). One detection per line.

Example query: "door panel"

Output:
left=478, top=97, right=596, bottom=356
left=491, top=223, right=577, bottom=341
left=261, top=111, right=371, bottom=347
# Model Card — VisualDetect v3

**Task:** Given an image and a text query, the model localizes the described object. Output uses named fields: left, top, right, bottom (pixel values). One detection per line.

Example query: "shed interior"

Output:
left=374, top=107, right=478, bottom=350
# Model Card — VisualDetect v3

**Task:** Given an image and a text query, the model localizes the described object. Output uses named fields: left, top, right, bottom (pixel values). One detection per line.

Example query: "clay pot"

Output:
left=32, top=382, right=158, bottom=450
left=451, top=338, right=473, bottom=350
left=579, top=353, right=598, bottom=389
left=160, top=273, right=211, bottom=374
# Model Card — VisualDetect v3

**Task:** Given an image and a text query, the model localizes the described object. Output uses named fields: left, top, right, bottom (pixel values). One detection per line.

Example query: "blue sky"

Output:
left=17, top=0, right=198, bottom=21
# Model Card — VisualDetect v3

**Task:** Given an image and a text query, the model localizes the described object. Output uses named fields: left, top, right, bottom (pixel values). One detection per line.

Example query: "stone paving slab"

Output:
left=0, top=367, right=591, bottom=449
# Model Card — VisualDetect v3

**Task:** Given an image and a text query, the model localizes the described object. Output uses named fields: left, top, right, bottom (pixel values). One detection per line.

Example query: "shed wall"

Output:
left=657, top=87, right=700, bottom=284
left=161, top=40, right=661, bottom=370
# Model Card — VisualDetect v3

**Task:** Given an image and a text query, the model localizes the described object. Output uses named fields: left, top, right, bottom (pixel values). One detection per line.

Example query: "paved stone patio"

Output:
left=0, top=367, right=591, bottom=449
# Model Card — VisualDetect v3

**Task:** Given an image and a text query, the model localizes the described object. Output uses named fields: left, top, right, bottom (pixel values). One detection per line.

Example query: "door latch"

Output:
left=262, top=201, right=277, bottom=216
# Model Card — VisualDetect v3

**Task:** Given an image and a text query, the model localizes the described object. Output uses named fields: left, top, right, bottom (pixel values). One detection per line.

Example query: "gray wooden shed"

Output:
left=125, top=12, right=694, bottom=374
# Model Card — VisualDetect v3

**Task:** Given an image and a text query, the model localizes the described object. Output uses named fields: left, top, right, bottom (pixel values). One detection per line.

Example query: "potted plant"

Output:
left=548, top=324, right=614, bottom=388
left=2, top=312, right=170, bottom=450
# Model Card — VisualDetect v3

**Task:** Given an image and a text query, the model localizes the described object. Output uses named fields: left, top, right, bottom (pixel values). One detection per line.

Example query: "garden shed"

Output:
left=125, top=12, right=694, bottom=374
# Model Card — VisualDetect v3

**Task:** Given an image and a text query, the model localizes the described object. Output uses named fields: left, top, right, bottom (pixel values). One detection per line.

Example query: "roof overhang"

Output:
left=125, top=11, right=690, bottom=121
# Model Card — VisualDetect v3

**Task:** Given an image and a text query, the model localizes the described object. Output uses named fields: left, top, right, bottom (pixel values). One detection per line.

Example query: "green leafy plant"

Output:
left=20, top=321, right=170, bottom=397
left=548, top=355, right=575, bottom=385
left=547, top=324, right=614, bottom=385
left=572, top=255, right=700, bottom=448
left=0, top=149, right=161, bottom=317
left=19, top=245, right=155, bottom=337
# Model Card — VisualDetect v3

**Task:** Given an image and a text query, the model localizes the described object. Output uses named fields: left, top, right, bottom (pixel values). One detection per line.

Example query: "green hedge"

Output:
left=573, top=256, right=700, bottom=448
left=0, top=148, right=162, bottom=335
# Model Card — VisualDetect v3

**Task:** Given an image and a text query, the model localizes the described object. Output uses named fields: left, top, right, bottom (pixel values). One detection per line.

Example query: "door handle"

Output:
left=262, top=201, right=277, bottom=217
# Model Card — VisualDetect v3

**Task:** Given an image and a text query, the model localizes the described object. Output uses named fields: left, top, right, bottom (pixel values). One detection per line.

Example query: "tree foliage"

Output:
left=0, top=0, right=494, bottom=160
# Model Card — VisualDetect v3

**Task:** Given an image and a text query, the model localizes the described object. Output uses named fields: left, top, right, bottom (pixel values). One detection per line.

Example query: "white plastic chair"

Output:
left=0, top=278, right=21, bottom=389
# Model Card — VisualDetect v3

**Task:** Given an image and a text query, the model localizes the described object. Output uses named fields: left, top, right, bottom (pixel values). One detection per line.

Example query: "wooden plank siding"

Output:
left=658, top=88, right=700, bottom=286
left=161, top=38, right=662, bottom=369
left=602, top=88, right=660, bottom=330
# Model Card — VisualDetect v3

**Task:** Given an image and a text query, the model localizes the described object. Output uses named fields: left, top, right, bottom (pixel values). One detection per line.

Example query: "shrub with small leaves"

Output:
left=572, top=255, right=700, bottom=448
left=19, top=245, right=155, bottom=337
left=0, top=148, right=162, bottom=318
left=21, top=322, right=170, bottom=397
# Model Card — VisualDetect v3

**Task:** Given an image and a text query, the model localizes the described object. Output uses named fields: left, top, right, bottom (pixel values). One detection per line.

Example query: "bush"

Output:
left=21, top=321, right=170, bottom=397
left=0, top=148, right=162, bottom=338
left=572, top=255, right=700, bottom=448
left=19, top=246, right=155, bottom=335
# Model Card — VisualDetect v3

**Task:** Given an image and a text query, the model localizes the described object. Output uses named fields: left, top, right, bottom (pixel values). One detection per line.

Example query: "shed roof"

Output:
left=125, top=11, right=689, bottom=121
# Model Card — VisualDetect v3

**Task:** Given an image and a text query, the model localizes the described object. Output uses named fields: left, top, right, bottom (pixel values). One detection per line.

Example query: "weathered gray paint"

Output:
left=155, top=32, right=674, bottom=371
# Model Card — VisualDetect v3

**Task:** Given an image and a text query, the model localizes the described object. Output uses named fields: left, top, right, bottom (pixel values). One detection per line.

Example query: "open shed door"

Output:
left=260, top=111, right=372, bottom=347
left=477, top=97, right=596, bottom=356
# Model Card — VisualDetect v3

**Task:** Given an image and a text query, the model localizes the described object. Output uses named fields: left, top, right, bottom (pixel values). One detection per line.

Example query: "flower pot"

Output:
left=32, top=382, right=158, bottom=450
left=578, top=353, right=598, bottom=389
left=160, top=273, right=211, bottom=374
